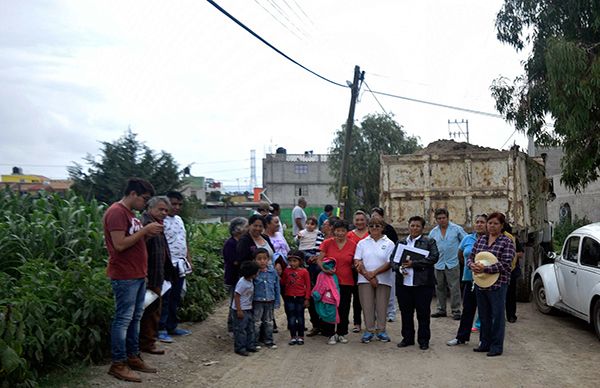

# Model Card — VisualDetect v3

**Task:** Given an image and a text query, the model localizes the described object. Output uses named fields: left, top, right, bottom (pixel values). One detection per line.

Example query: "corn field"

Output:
left=0, top=190, right=227, bottom=387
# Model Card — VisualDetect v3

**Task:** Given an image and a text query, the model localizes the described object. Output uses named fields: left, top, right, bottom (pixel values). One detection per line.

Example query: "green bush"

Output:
left=553, top=216, right=592, bottom=251
left=179, top=223, right=229, bottom=321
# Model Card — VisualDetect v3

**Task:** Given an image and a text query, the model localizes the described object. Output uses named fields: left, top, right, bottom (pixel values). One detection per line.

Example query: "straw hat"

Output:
left=472, top=251, right=500, bottom=288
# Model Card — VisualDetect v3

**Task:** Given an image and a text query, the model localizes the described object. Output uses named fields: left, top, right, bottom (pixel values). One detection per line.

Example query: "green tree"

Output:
left=68, top=130, right=181, bottom=203
left=329, top=113, right=421, bottom=214
left=491, top=1, right=600, bottom=191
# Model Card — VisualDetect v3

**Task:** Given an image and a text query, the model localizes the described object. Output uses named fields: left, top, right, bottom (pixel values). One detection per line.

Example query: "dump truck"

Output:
left=380, top=140, right=554, bottom=301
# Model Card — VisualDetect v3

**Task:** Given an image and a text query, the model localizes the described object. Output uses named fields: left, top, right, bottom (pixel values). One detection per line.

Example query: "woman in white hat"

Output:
left=467, top=212, right=515, bottom=357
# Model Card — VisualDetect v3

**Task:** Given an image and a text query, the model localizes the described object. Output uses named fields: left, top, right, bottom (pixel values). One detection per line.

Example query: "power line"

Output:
left=264, top=0, right=308, bottom=38
left=291, top=0, right=315, bottom=26
left=281, top=0, right=308, bottom=29
left=500, top=129, right=518, bottom=148
left=253, top=0, right=302, bottom=40
left=363, top=81, right=389, bottom=116
left=368, top=88, right=504, bottom=118
left=206, top=0, right=347, bottom=88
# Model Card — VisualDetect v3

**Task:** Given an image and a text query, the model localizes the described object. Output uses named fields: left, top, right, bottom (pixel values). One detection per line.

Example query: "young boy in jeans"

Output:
left=232, top=261, right=260, bottom=356
left=253, top=248, right=280, bottom=349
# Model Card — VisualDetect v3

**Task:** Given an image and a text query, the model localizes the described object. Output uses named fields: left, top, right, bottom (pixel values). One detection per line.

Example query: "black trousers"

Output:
left=322, top=284, right=353, bottom=337
left=506, top=269, right=520, bottom=319
left=352, top=284, right=362, bottom=326
left=397, top=284, right=434, bottom=346
left=456, top=281, right=477, bottom=342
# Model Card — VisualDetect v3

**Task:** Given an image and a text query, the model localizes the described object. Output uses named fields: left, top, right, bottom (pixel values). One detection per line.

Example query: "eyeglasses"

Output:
left=368, top=224, right=383, bottom=228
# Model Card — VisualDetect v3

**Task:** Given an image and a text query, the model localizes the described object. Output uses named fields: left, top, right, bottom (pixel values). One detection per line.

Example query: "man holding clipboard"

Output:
left=391, top=216, right=439, bottom=350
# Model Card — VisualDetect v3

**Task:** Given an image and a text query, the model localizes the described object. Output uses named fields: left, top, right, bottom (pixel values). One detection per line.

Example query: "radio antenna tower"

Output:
left=250, top=149, right=257, bottom=189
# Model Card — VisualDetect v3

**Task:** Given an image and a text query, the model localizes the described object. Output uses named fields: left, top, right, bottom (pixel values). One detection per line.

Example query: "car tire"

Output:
left=533, top=278, right=553, bottom=314
left=593, top=299, right=600, bottom=341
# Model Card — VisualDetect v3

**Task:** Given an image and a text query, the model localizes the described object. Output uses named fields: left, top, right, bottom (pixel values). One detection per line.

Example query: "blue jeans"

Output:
left=110, top=278, right=146, bottom=362
left=160, top=276, right=185, bottom=332
left=476, top=283, right=508, bottom=353
left=253, top=301, right=275, bottom=346
left=284, top=296, right=306, bottom=338
left=232, top=309, right=256, bottom=352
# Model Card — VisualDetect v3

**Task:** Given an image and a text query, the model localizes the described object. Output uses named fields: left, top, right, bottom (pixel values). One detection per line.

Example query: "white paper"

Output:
left=161, top=280, right=172, bottom=296
left=392, top=244, right=430, bottom=263
left=143, top=289, right=159, bottom=309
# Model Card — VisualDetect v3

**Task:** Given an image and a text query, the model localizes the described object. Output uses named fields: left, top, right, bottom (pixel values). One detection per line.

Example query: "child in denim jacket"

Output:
left=253, top=248, right=280, bottom=349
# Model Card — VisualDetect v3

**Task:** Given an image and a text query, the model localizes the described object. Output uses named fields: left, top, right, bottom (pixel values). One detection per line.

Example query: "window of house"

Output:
left=295, top=185, right=308, bottom=197
left=580, top=237, right=600, bottom=268
left=294, top=164, right=308, bottom=174
left=562, top=236, right=580, bottom=263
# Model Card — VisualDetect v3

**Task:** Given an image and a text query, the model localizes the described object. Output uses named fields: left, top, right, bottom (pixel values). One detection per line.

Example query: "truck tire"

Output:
left=593, top=299, right=600, bottom=341
left=533, top=278, right=553, bottom=314
left=516, top=262, right=532, bottom=302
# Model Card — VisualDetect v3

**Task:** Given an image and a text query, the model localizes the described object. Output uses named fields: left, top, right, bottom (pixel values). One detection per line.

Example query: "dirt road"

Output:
left=89, top=299, right=600, bottom=388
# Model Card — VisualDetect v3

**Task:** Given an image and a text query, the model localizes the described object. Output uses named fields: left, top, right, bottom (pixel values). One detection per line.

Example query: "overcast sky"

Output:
left=0, top=0, right=529, bottom=190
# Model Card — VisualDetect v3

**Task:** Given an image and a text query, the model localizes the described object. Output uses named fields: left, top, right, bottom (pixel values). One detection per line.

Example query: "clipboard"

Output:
left=393, top=244, right=429, bottom=263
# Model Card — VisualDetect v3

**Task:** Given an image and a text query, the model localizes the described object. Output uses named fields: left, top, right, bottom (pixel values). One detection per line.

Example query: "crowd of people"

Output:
left=225, top=198, right=523, bottom=358
left=102, top=182, right=523, bottom=382
left=103, top=178, right=193, bottom=382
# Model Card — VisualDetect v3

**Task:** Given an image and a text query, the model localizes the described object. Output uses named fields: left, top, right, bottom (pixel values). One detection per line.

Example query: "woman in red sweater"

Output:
left=281, top=250, right=311, bottom=345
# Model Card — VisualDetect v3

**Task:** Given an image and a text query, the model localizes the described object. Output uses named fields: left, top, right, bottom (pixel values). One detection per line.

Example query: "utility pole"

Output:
left=448, top=119, right=469, bottom=143
left=337, top=65, right=364, bottom=220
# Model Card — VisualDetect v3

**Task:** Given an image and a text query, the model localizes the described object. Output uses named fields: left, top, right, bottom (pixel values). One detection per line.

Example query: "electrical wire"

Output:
left=367, top=88, right=504, bottom=118
left=291, top=0, right=315, bottom=25
left=206, top=0, right=347, bottom=88
left=253, top=0, right=302, bottom=40
left=264, top=0, right=308, bottom=37
left=363, top=81, right=389, bottom=116
left=500, top=129, right=518, bottom=148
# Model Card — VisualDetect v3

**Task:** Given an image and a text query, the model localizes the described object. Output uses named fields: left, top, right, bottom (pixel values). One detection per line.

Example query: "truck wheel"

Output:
left=516, top=263, right=532, bottom=302
left=593, top=299, right=600, bottom=341
left=533, top=278, right=552, bottom=314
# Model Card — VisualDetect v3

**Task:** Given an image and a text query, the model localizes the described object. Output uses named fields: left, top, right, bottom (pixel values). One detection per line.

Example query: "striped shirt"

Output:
left=467, top=234, right=515, bottom=290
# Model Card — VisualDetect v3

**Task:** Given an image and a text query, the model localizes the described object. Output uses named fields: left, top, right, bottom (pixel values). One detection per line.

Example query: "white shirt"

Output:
left=355, top=235, right=394, bottom=287
left=164, top=215, right=187, bottom=260
left=292, top=206, right=307, bottom=236
left=402, top=235, right=421, bottom=286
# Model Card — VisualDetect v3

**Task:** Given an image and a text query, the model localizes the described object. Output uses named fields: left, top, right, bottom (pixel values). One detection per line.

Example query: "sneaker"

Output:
left=376, top=332, right=391, bottom=343
left=235, top=350, right=249, bottom=356
left=288, top=338, right=297, bottom=346
left=337, top=335, right=348, bottom=344
left=471, top=327, right=479, bottom=333
left=254, top=345, right=262, bottom=350
left=431, top=311, right=447, bottom=318
left=265, top=343, right=278, bottom=349
left=361, top=331, right=375, bottom=343
left=327, top=335, right=338, bottom=345
left=447, top=338, right=468, bottom=346
left=387, top=316, right=395, bottom=323
left=452, top=313, right=462, bottom=321
left=352, top=325, right=361, bottom=333
left=306, top=328, right=321, bottom=337
left=158, top=330, right=174, bottom=343
left=168, top=328, right=191, bottom=336
left=247, top=348, right=259, bottom=352
left=297, top=337, right=304, bottom=345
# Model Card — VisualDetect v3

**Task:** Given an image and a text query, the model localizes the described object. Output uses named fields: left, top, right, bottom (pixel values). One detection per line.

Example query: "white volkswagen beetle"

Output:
left=532, top=223, right=600, bottom=339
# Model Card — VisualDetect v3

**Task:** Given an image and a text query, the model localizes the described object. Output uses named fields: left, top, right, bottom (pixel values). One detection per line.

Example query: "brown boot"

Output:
left=128, top=355, right=157, bottom=373
left=108, top=362, right=142, bottom=382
